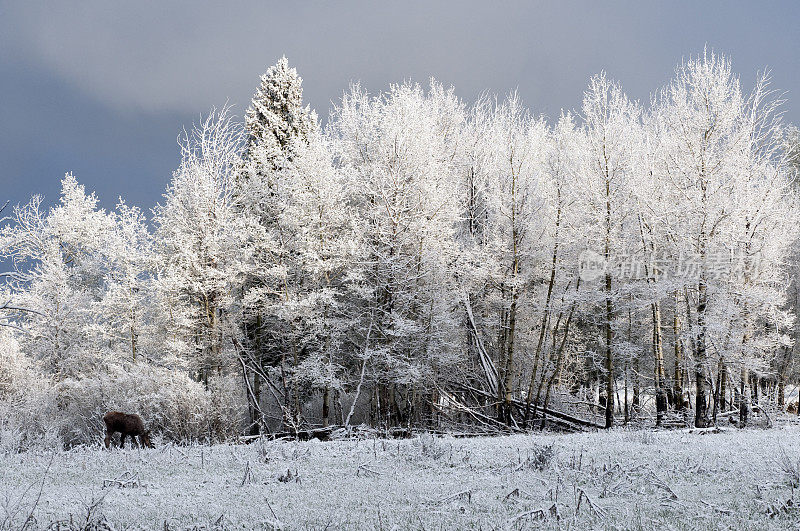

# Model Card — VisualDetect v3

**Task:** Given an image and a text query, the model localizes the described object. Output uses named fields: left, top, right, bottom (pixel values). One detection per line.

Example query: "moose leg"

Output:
left=120, top=434, right=127, bottom=448
left=104, top=430, right=112, bottom=449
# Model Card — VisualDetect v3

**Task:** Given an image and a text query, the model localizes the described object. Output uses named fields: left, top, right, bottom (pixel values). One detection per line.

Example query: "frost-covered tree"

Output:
left=655, top=51, right=798, bottom=426
left=523, top=113, right=585, bottom=426
left=460, top=94, right=552, bottom=425
left=331, top=81, right=463, bottom=427
left=152, top=108, right=245, bottom=381
left=99, top=201, right=153, bottom=362
left=781, top=125, right=800, bottom=408
left=0, top=200, right=37, bottom=330
left=234, top=58, right=329, bottom=431
left=576, top=74, right=641, bottom=428
left=243, top=56, right=317, bottom=173
left=0, top=175, right=118, bottom=376
left=278, top=128, right=356, bottom=427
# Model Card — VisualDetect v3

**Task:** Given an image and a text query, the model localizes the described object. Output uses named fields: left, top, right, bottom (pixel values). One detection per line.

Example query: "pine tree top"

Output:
left=244, top=56, right=316, bottom=170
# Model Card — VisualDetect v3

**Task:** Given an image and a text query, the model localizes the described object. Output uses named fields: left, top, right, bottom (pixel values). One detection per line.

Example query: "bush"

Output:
left=58, top=363, right=247, bottom=445
left=0, top=330, right=247, bottom=448
left=0, top=332, right=61, bottom=452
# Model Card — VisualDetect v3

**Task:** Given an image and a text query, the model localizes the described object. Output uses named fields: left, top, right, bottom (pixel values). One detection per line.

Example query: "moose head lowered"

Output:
left=103, top=411, right=154, bottom=449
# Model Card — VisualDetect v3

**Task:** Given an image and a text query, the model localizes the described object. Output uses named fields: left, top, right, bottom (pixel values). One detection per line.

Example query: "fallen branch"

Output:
left=507, top=503, right=559, bottom=525
left=240, top=461, right=253, bottom=486
left=356, top=463, right=382, bottom=477
left=645, top=467, right=678, bottom=499
left=461, top=293, right=499, bottom=392
left=430, top=489, right=472, bottom=505
left=436, top=388, right=522, bottom=433
left=346, top=318, right=373, bottom=429
left=102, top=471, right=141, bottom=489
left=452, top=383, right=602, bottom=430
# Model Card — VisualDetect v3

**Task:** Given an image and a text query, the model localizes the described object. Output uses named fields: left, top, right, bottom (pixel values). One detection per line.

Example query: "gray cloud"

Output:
left=1, top=1, right=799, bottom=213
left=4, top=1, right=797, bottom=119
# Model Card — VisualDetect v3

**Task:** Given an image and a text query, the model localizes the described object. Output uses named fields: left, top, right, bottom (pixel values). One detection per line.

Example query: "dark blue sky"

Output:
left=2, top=1, right=799, bottom=216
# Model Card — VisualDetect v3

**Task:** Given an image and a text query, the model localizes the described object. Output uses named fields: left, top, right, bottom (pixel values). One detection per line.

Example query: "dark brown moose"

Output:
left=103, top=411, right=154, bottom=449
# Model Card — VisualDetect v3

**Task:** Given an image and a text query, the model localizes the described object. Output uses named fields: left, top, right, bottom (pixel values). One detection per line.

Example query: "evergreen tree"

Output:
left=237, top=57, right=329, bottom=431
left=243, top=56, right=317, bottom=173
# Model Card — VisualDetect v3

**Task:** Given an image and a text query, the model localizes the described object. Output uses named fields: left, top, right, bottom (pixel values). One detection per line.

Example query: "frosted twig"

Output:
left=430, top=489, right=472, bottom=505
left=356, top=463, right=381, bottom=477
left=503, top=487, right=536, bottom=501
left=102, top=471, right=141, bottom=488
left=576, top=487, right=606, bottom=516
left=240, top=461, right=253, bottom=486
left=507, top=503, right=558, bottom=525
left=699, top=499, right=732, bottom=515
left=645, top=467, right=678, bottom=499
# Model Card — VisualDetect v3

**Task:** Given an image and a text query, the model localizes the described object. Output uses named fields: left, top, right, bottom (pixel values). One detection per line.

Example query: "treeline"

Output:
left=2, top=52, right=800, bottom=447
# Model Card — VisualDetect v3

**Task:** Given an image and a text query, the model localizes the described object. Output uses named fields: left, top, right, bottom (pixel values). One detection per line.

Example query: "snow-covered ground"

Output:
left=2, top=425, right=800, bottom=529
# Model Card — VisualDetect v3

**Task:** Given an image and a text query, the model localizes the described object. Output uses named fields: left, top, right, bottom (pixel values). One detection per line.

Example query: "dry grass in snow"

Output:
left=2, top=425, right=800, bottom=529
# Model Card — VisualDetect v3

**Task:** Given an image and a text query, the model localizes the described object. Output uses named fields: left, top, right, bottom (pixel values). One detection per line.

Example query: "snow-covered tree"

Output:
left=279, top=127, right=356, bottom=427
left=576, top=73, right=641, bottom=428
left=234, top=57, right=328, bottom=431
left=152, top=107, right=245, bottom=381
left=655, top=51, right=798, bottom=426
left=459, top=94, right=553, bottom=424
left=331, top=81, right=464, bottom=426
left=0, top=175, right=117, bottom=376
left=99, top=200, right=153, bottom=362
left=243, top=56, right=317, bottom=173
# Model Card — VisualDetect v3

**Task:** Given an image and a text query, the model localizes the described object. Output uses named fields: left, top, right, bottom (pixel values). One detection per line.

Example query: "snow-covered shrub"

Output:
left=57, top=363, right=246, bottom=446
left=206, top=373, right=247, bottom=441
left=412, top=433, right=449, bottom=461
left=524, top=443, right=555, bottom=471
left=0, top=332, right=61, bottom=452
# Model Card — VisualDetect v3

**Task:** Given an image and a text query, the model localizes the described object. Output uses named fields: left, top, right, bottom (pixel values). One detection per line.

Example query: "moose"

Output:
left=103, top=411, right=154, bottom=449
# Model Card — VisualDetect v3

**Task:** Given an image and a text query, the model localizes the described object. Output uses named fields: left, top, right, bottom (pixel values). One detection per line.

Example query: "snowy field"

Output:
left=3, top=426, right=800, bottom=530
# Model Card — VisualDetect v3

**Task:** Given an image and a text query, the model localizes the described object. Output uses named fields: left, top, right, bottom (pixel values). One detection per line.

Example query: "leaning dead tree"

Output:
left=437, top=295, right=602, bottom=433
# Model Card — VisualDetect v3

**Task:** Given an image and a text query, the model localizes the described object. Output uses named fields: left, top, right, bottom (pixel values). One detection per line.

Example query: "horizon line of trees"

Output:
left=2, top=50, right=800, bottom=447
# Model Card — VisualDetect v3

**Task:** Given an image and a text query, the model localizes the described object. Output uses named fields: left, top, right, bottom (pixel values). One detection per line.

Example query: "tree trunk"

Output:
left=739, top=367, right=750, bottom=427
left=522, top=295, right=549, bottom=420
left=694, top=274, right=710, bottom=428
left=751, top=374, right=759, bottom=408
left=711, top=358, right=724, bottom=424
left=502, top=287, right=518, bottom=426
left=632, top=357, right=640, bottom=417
left=604, top=270, right=614, bottom=428
left=524, top=198, right=561, bottom=426
left=540, top=284, right=578, bottom=429
left=718, top=360, right=727, bottom=413
left=322, top=386, right=330, bottom=427
left=250, top=372, right=262, bottom=435
left=653, top=302, right=667, bottom=425
left=639, top=213, right=666, bottom=424
left=624, top=362, right=629, bottom=424
left=603, top=174, right=614, bottom=429
left=534, top=311, right=563, bottom=416
left=497, top=294, right=508, bottom=422
left=673, top=292, right=685, bottom=411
